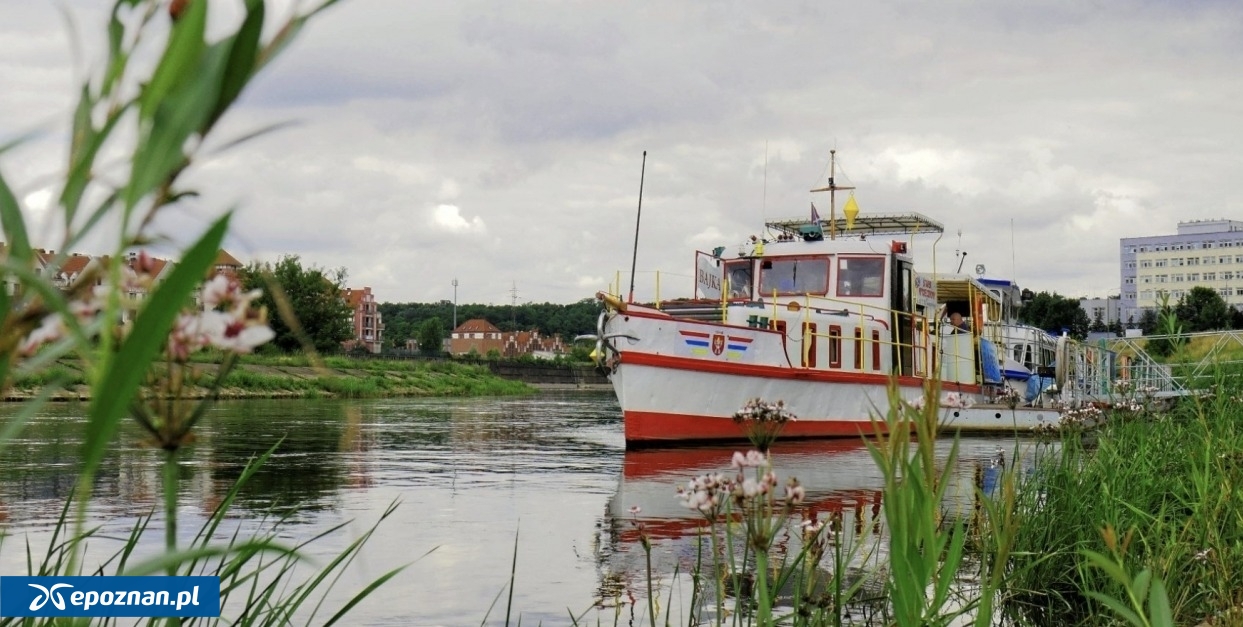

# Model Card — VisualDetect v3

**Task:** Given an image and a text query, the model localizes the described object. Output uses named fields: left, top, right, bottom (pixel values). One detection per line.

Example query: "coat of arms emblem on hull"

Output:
left=711, top=332, right=726, bottom=356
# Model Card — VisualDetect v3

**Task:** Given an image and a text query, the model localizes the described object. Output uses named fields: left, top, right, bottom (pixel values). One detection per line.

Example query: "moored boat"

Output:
left=588, top=152, right=1112, bottom=446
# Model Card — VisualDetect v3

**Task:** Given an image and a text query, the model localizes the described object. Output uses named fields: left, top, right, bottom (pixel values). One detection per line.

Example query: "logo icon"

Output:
left=711, top=333, right=725, bottom=356
left=28, top=583, right=73, bottom=611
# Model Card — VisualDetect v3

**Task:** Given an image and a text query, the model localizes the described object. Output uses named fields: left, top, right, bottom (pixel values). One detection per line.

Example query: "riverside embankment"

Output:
left=6, top=356, right=610, bottom=401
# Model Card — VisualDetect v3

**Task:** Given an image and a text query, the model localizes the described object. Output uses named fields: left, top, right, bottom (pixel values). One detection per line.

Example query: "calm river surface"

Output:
left=0, top=392, right=1039, bottom=625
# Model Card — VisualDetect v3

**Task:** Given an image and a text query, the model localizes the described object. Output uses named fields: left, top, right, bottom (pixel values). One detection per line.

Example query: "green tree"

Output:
left=1139, top=309, right=1159, bottom=335
left=417, top=317, right=444, bottom=354
left=1017, top=292, right=1090, bottom=339
left=237, top=255, right=353, bottom=353
left=1174, top=286, right=1232, bottom=332
left=1089, top=311, right=1107, bottom=333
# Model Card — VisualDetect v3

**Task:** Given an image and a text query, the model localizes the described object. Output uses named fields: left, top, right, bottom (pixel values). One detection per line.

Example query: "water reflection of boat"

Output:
left=596, top=436, right=1046, bottom=611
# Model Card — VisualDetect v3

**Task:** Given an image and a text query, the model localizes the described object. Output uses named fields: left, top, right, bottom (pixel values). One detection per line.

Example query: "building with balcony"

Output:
left=343, top=286, right=384, bottom=353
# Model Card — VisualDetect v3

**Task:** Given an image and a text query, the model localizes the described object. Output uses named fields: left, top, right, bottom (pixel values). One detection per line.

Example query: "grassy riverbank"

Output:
left=8, top=355, right=535, bottom=401
left=1001, top=374, right=1243, bottom=625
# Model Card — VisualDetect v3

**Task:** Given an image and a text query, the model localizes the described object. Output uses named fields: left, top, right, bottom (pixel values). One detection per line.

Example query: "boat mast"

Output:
left=810, top=150, right=854, bottom=240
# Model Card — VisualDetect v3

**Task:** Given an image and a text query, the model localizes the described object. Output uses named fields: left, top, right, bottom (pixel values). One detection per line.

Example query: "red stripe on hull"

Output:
left=625, top=409, right=895, bottom=444
left=621, top=351, right=982, bottom=394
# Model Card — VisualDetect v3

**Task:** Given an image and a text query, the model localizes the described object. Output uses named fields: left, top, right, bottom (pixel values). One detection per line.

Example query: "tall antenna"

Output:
left=955, top=229, right=967, bottom=274
left=509, top=280, right=519, bottom=327
left=762, top=140, right=769, bottom=220
left=627, top=151, right=647, bottom=303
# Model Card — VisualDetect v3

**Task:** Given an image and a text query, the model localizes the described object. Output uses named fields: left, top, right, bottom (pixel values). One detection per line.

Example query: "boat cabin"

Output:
left=687, top=213, right=950, bottom=381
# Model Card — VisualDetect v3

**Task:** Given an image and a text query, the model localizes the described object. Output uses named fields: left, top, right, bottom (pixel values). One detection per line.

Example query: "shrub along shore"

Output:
left=7, top=354, right=535, bottom=401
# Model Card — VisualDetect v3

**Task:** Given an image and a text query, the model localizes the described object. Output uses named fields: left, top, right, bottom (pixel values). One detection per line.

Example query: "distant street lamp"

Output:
left=452, top=278, right=458, bottom=330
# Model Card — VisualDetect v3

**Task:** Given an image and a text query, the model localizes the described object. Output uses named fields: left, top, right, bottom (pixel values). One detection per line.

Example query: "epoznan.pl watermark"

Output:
left=0, top=576, right=220, bottom=618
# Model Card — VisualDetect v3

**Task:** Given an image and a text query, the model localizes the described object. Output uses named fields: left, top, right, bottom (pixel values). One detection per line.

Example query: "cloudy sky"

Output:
left=2, top=0, right=1242, bottom=306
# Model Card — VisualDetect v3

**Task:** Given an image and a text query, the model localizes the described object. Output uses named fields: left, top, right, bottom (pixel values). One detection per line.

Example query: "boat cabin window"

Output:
left=724, top=260, right=752, bottom=299
left=757, top=256, right=830, bottom=296
left=837, top=256, right=885, bottom=297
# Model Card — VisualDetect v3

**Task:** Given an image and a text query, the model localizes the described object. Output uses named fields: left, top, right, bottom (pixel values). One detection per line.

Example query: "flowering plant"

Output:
left=732, top=398, right=797, bottom=451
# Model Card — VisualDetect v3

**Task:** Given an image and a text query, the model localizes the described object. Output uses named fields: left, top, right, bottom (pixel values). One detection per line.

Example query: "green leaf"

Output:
left=1133, top=568, right=1151, bottom=608
left=1148, top=576, right=1174, bottom=627
left=322, top=564, right=409, bottom=627
left=120, top=541, right=296, bottom=577
left=139, top=0, right=207, bottom=122
left=1084, top=591, right=1146, bottom=627
left=210, top=0, right=265, bottom=127
left=0, top=171, right=32, bottom=265
left=80, top=214, right=229, bottom=484
left=62, top=99, right=128, bottom=227
left=127, top=43, right=228, bottom=208
left=1082, top=549, right=1132, bottom=588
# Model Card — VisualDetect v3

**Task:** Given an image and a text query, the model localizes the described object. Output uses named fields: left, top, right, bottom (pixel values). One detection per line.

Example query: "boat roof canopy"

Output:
left=931, top=274, right=1004, bottom=320
left=766, top=212, right=944, bottom=239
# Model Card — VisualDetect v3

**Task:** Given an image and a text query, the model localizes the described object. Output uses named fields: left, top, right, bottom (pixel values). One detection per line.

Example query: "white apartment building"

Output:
left=1120, top=219, right=1243, bottom=323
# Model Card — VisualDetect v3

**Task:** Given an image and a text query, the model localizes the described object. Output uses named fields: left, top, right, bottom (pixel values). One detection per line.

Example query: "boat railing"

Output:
left=761, top=292, right=934, bottom=378
left=603, top=269, right=696, bottom=309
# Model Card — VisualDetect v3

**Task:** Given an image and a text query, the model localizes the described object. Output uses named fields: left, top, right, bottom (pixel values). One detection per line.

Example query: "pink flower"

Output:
left=18, top=314, right=67, bottom=356
left=730, top=450, right=767, bottom=469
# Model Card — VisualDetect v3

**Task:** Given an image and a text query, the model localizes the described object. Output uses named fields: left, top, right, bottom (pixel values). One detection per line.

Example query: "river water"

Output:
left=0, top=392, right=1039, bottom=625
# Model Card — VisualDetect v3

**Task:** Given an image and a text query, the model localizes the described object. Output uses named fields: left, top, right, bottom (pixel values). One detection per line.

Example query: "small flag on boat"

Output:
left=843, top=194, right=860, bottom=230
left=807, top=203, right=825, bottom=240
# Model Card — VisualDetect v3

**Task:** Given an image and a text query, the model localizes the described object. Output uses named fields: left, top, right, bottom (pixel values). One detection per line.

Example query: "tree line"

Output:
left=1017, top=286, right=1241, bottom=341
left=380, top=299, right=600, bottom=351
left=225, top=254, right=603, bottom=355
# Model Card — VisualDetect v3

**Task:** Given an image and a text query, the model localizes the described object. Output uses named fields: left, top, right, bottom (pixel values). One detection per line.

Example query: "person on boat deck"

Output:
left=948, top=311, right=970, bottom=333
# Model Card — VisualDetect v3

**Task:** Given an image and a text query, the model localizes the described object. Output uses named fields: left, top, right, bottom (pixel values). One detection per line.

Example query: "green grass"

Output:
left=1002, top=370, right=1243, bottom=625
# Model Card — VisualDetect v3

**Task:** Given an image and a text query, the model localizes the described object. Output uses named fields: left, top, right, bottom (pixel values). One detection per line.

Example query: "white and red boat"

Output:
left=589, top=156, right=1112, bottom=446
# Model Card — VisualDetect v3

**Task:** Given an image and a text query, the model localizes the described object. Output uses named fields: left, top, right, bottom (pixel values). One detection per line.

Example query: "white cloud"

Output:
left=2, top=0, right=1242, bottom=305
left=429, top=204, right=486, bottom=234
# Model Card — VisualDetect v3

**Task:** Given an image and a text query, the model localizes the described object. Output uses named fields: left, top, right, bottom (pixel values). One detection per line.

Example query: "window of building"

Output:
left=1205, top=272, right=1217, bottom=281
left=1156, top=275, right=1168, bottom=283
left=1220, top=288, right=1231, bottom=296
left=1224, top=271, right=1235, bottom=281
left=1236, top=256, right=1243, bottom=264
left=1141, top=277, right=1151, bottom=284
left=1140, top=260, right=1152, bottom=268
left=1124, top=277, right=1135, bottom=284
left=1189, top=273, right=1200, bottom=281
left=1205, top=256, right=1216, bottom=265
left=1172, top=274, right=1184, bottom=282
left=1222, top=256, right=1233, bottom=264
left=1155, top=259, right=1167, bottom=267
left=1188, top=257, right=1200, bottom=266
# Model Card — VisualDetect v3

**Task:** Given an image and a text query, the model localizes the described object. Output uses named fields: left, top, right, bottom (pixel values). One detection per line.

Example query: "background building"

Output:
left=1079, top=296, right=1122, bottom=329
left=343, top=286, right=384, bottom=353
left=1120, top=219, right=1243, bottom=323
